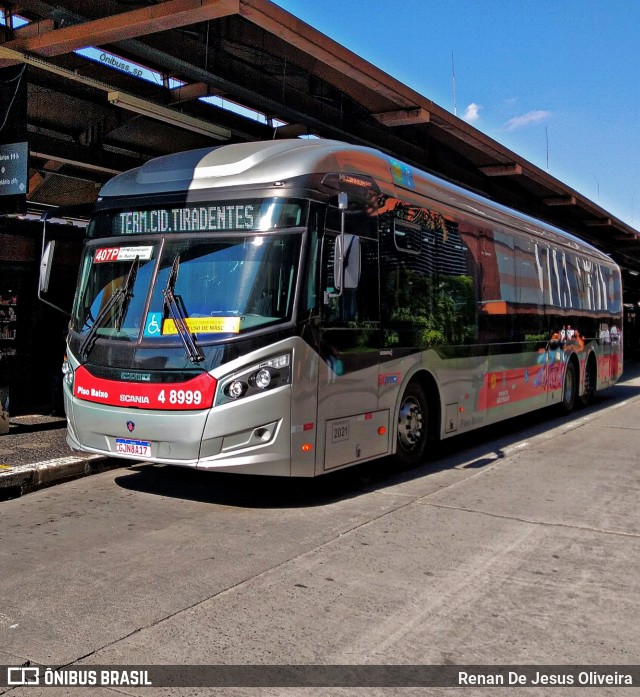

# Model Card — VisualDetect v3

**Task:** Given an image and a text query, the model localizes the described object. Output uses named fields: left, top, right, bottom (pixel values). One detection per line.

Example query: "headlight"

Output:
left=61, top=356, right=74, bottom=388
left=254, top=368, right=273, bottom=389
left=226, top=380, right=247, bottom=399
left=218, top=352, right=291, bottom=404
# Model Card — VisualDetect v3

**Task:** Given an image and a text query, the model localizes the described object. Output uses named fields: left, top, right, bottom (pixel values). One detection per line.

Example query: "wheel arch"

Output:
left=568, top=350, right=581, bottom=373
left=394, top=367, right=441, bottom=444
left=580, top=348, right=598, bottom=403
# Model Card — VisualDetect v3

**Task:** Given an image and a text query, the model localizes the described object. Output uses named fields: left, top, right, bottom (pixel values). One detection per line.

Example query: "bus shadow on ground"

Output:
left=114, top=369, right=640, bottom=509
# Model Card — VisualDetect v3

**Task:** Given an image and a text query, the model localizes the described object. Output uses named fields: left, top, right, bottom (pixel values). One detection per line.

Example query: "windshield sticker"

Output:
left=143, top=312, right=163, bottom=337
left=94, top=246, right=154, bottom=263
left=162, top=316, right=241, bottom=335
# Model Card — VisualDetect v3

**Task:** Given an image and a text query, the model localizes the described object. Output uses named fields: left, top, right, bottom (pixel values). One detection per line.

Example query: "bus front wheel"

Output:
left=395, top=382, right=429, bottom=467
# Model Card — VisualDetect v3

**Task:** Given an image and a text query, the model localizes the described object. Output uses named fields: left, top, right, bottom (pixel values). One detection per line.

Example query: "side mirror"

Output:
left=38, top=229, right=70, bottom=316
left=334, top=234, right=360, bottom=290
left=324, top=192, right=351, bottom=303
left=39, top=240, right=55, bottom=293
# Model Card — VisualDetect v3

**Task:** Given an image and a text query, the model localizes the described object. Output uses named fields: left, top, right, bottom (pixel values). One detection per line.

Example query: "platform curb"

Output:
left=0, top=454, right=118, bottom=499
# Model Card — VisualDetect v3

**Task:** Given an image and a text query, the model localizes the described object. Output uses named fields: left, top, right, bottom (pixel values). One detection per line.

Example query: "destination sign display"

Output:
left=116, top=204, right=257, bottom=235
left=105, top=199, right=305, bottom=236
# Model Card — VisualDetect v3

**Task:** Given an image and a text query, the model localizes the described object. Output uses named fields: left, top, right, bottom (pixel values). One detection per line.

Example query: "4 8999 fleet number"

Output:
left=157, top=389, right=202, bottom=406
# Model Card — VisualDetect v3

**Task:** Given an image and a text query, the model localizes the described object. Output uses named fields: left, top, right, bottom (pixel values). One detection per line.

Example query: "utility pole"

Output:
left=452, top=51, right=457, bottom=116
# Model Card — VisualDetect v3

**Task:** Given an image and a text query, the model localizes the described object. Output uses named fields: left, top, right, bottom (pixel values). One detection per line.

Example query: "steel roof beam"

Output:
left=479, top=164, right=523, bottom=177
left=374, top=108, right=430, bottom=127
left=2, top=0, right=239, bottom=59
left=543, top=196, right=577, bottom=206
left=584, top=218, right=613, bottom=227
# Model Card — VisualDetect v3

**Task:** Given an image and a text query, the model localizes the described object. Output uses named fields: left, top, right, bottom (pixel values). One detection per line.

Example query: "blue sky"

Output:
left=274, top=0, right=640, bottom=229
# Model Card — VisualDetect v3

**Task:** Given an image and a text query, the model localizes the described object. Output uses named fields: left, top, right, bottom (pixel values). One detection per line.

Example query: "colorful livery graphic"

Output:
left=62, top=140, right=623, bottom=475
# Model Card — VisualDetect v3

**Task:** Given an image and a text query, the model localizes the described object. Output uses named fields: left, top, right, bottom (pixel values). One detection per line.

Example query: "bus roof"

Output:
left=97, top=138, right=613, bottom=264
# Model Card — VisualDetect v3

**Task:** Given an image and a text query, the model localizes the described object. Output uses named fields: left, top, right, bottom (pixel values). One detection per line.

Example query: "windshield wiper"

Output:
left=113, top=257, right=140, bottom=332
left=79, top=257, right=140, bottom=362
left=162, top=254, right=204, bottom=364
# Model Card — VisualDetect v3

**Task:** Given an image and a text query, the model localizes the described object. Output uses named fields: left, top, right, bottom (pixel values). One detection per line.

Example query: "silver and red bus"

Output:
left=61, top=139, right=623, bottom=475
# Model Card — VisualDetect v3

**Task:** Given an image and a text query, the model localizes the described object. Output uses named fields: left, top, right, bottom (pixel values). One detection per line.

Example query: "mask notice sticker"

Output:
left=162, top=316, right=241, bottom=335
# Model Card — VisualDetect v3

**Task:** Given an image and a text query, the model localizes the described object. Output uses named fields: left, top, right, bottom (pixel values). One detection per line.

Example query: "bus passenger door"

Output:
left=316, top=231, right=386, bottom=472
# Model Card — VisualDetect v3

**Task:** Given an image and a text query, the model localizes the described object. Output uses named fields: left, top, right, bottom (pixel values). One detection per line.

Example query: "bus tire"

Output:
left=395, top=381, right=429, bottom=467
left=580, top=354, right=597, bottom=407
left=561, top=359, right=578, bottom=413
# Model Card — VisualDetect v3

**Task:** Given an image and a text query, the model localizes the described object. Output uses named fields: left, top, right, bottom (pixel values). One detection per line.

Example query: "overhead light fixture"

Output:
left=108, top=91, right=230, bottom=140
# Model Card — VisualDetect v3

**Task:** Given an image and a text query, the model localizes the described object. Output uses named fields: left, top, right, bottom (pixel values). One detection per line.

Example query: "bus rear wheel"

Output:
left=580, top=356, right=597, bottom=407
left=561, top=359, right=578, bottom=413
left=395, top=382, right=429, bottom=467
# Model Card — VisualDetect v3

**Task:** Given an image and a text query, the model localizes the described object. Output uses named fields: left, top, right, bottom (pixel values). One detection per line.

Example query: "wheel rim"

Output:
left=398, top=396, right=424, bottom=451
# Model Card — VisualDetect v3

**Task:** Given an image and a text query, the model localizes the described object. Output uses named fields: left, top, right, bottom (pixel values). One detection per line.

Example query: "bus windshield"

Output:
left=70, top=232, right=303, bottom=344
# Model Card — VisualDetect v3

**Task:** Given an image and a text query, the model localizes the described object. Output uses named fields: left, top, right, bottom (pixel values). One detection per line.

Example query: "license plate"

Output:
left=115, top=438, right=152, bottom=457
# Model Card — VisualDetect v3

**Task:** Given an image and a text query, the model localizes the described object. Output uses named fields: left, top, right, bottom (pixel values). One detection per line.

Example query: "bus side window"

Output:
left=435, top=221, right=478, bottom=345
left=305, top=229, right=319, bottom=312
left=321, top=234, right=378, bottom=324
left=380, top=212, right=478, bottom=346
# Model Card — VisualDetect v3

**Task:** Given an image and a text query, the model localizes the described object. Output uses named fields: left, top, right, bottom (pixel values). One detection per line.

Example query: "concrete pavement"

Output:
left=1, top=365, right=640, bottom=694
left=63, top=368, right=640, bottom=688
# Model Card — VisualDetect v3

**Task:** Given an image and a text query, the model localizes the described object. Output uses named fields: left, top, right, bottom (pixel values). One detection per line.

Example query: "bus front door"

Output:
left=316, top=233, right=387, bottom=472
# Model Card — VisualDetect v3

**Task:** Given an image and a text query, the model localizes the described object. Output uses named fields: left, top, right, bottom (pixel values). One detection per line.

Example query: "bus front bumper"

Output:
left=65, top=386, right=293, bottom=476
